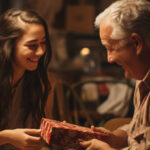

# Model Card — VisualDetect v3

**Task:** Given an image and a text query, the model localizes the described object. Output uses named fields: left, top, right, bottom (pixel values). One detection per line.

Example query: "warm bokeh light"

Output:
left=80, top=47, right=90, bottom=56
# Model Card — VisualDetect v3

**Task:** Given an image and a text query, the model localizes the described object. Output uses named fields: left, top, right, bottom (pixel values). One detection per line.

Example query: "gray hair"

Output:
left=95, top=0, right=150, bottom=45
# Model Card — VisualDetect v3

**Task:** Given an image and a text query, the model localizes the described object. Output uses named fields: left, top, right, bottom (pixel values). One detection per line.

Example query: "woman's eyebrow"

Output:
left=25, top=37, right=46, bottom=44
left=25, top=39, right=38, bottom=43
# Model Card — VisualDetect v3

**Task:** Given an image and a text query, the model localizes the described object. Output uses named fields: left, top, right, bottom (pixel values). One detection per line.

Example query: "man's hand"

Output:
left=91, top=126, right=112, bottom=136
left=80, top=139, right=116, bottom=150
left=91, top=126, right=128, bottom=148
left=91, top=126, right=115, bottom=143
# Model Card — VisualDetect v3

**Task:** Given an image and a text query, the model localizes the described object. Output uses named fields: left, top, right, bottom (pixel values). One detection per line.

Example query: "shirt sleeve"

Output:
left=143, top=128, right=150, bottom=149
left=118, top=123, right=130, bottom=134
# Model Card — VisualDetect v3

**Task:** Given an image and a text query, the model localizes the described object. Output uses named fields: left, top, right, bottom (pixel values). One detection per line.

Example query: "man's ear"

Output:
left=130, top=33, right=143, bottom=55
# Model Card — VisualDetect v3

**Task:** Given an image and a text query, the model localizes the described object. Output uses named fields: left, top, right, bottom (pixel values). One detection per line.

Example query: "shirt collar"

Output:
left=142, top=69, right=150, bottom=90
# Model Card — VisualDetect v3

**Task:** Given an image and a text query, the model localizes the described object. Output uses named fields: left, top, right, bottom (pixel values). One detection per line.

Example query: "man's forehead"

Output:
left=101, top=38, right=121, bottom=49
left=99, top=20, right=113, bottom=45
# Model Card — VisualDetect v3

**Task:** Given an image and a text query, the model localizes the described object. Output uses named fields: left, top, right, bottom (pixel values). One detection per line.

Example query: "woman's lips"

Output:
left=27, top=58, right=39, bottom=63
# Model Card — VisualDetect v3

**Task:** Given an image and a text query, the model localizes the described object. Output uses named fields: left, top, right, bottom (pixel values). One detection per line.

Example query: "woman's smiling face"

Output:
left=12, top=23, right=46, bottom=74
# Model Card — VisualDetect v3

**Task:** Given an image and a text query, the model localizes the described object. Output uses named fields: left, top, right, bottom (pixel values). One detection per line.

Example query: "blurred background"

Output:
left=1, top=0, right=135, bottom=127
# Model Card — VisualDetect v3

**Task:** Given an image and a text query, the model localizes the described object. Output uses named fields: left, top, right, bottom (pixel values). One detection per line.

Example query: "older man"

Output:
left=80, top=0, right=150, bottom=149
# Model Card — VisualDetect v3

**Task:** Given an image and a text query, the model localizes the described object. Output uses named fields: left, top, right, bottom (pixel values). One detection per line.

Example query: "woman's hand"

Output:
left=7, top=128, right=42, bottom=150
left=80, top=139, right=116, bottom=150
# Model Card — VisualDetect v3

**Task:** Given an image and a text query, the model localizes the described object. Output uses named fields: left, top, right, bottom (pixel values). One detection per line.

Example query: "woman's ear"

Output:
left=130, top=33, right=143, bottom=55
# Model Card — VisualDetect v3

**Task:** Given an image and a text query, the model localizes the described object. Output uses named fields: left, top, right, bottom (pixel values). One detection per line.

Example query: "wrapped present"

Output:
left=40, top=118, right=102, bottom=150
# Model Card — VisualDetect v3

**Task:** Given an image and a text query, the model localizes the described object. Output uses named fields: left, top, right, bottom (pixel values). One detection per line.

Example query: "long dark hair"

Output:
left=0, top=8, right=52, bottom=128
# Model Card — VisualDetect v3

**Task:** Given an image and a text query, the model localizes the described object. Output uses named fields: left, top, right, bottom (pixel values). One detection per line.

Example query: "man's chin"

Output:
left=124, top=71, right=137, bottom=79
left=124, top=71, right=132, bottom=78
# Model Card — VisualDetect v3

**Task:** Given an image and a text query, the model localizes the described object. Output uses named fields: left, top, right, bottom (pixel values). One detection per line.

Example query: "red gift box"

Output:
left=40, top=118, right=102, bottom=150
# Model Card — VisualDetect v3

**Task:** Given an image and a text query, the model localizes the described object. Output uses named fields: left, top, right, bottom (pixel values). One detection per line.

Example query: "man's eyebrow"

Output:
left=101, top=40, right=109, bottom=46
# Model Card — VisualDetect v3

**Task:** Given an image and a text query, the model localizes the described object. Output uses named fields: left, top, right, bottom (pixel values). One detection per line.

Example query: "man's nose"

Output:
left=107, top=51, right=113, bottom=63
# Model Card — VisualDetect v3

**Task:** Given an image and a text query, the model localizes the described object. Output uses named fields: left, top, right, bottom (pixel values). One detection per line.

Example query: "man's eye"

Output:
left=108, top=48, right=114, bottom=51
left=105, top=47, right=111, bottom=51
left=106, top=47, right=115, bottom=51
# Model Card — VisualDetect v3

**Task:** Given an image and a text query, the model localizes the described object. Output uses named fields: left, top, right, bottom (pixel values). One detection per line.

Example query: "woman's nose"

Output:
left=35, top=46, right=45, bottom=56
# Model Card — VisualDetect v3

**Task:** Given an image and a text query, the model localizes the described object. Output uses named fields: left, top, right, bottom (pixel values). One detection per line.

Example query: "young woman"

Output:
left=0, top=8, right=53, bottom=150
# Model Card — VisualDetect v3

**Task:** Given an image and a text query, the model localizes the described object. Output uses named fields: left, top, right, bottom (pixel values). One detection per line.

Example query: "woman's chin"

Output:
left=27, top=66, right=38, bottom=71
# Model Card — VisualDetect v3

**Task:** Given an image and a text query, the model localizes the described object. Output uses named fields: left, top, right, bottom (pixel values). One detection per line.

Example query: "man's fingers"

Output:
left=91, top=125, right=95, bottom=132
left=80, top=140, right=91, bottom=148
left=25, top=145, right=41, bottom=150
left=91, top=126, right=110, bottom=136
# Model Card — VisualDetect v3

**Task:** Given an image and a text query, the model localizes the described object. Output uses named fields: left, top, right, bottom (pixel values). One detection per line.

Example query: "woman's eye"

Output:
left=41, top=41, right=46, bottom=45
left=27, top=44, right=37, bottom=50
